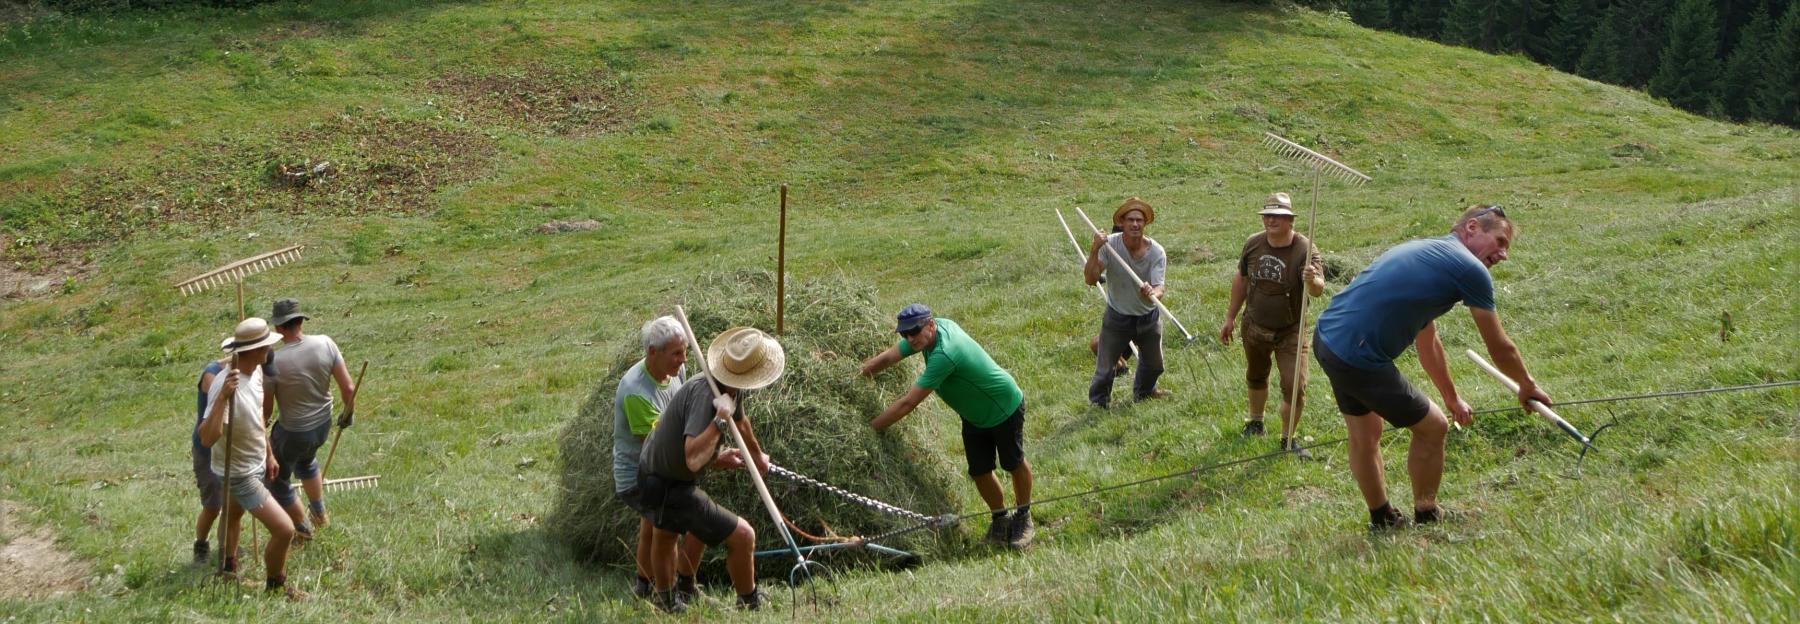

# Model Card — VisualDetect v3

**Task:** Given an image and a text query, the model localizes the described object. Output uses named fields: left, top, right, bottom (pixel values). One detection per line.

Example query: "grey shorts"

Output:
left=193, top=448, right=222, bottom=509
left=226, top=471, right=271, bottom=511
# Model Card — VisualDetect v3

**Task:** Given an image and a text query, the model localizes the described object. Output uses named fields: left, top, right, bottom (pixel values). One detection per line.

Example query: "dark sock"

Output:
left=309, top=499, right=325, bottom=515
left=194, top=539, right=209, bottom=551
left=1415, top=506, right=1441, bottom=524
left=677, top=573, right=697, bottom=593
left=991, top=511, right=1006, bottom=523
left=1369, top=502, right=1394, bottom=525
left=266, top=575, right=285, bottom=590
left=223, top=556, right=239, bottom=572
left=1013, top=505, right=1031, bottom=518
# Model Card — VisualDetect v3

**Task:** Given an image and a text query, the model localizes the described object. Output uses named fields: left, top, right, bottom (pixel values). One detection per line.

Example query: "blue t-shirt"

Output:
left=192, top=360, right=227, bottom=455
left=1316, top=235, right=1495, bottom=370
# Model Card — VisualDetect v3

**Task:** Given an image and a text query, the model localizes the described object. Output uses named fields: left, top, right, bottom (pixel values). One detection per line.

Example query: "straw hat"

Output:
left=1112, top=197, right=1155, bottom=226
left=220, top=317, right=283, bottom=354
left=1259, top=192, right=1295, bottom=217
left=706, top=327, right=786, bottom=391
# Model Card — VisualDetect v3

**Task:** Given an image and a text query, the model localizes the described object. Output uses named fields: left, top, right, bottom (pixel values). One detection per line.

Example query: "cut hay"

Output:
left=548, top=270, right=963, bottom=576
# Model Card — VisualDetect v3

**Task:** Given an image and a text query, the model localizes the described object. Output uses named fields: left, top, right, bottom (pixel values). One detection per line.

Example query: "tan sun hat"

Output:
left=1112, top=197, right=1155, bottom=226
left=1259, top=192, right=1295, bottom=217
left=220, top=317, right=283, bottom=354
left=706, top=327, right=786, bottom=391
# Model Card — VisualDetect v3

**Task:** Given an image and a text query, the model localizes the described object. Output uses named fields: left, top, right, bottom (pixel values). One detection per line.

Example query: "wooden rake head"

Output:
left=322, top=475, right=381, bottom=491
left=1262, top=132, right=1371, bottom=185
left=174, top=245, right=305, bottom=295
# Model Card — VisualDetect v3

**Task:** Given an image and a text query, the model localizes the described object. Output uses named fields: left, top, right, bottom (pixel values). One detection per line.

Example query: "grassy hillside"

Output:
left=1, top=0, right=1796, bottom=621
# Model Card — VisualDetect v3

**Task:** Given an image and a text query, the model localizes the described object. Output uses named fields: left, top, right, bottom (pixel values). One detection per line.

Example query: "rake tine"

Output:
left=1263, top=132, right=1371, bottom=185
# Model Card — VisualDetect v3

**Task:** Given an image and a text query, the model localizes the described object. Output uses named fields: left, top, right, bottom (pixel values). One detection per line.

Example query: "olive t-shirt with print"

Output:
left=1238, top=232, right=1322, bottom=330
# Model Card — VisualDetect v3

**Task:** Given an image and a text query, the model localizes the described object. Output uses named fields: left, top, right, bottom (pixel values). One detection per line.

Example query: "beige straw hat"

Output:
left=706, top=327, right=786, bottom=391
left=1259, top=192, right=1295, bottom=216
left=1112, top=197, right=1155, bottom=226
left=220, top=317, right=283, bottom=354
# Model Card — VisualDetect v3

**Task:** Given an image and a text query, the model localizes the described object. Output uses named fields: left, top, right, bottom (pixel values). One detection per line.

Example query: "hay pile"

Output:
left=549, top=270, right=963, bottom=574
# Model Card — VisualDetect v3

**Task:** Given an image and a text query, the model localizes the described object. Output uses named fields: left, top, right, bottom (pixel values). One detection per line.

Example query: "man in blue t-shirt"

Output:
left=1313, top=205, right=1552, bottom=532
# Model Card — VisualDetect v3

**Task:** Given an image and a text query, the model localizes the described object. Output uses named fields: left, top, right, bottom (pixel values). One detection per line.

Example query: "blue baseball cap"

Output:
left=895, top=303, right=933, bottom=334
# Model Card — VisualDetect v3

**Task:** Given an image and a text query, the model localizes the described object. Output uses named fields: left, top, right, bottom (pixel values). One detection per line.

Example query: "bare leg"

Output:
left=1248, top=388, right=1268, bottom=420
left=678, top=533, right=704, bottom=576
left=634, top=518, right=655, bottom=579
left=723, top=519, right=758, bottom=595
left=281, top=501, right=307, bottom=532
left=649, top=529, right=680, bottom=591
left=223, top=499, right=243, bottom=564
left=245, top=498, right=296, bottom=578
left=1344, top=413, right=1389, bottom=510
left=1407, top=404, right=1450, bottom=511
left=195, top=506, right=221, bottom=541
left=971, top=471, right=1006, bottom=511
left=1008, top=461, right=1033, bottom=507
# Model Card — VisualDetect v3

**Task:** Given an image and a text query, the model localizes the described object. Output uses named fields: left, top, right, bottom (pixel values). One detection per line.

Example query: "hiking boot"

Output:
left=1368, top=506, right=1412, bottom=533
left=1415, top=506, right=1447, bottom=525
left=1282, top=437, right=1313, bottom=460
left=267, top=576, right=307, bottom=602
left=1006, top=511, right=1035, bottom=550
left=1243, top=420, right=1265, bottom=437
left=192, top=540, right=210, bottom=565
left=984, top=514, right=1011, bottom=544
left=676, top=574, right=699, bottom=603
left=736, top=586, right=767, bottom=611
left=1139, top=388, right=1173, bottom=400
left=293, top=522, right=315, bottom=544
left=652, top=589, right=688, bottom=614
left=630, top=575, right=653, bottom=600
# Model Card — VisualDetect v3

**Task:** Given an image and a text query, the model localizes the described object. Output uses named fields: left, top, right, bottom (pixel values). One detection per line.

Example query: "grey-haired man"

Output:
left=611, top=316, right=702, bottom=602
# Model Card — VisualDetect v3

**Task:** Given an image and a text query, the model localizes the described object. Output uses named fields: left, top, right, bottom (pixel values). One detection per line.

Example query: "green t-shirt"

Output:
left=897, top=317, right=1023, bottom=428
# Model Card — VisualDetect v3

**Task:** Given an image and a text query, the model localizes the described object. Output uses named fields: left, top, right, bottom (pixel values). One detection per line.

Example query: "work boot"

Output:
left=676, top=574, right=699, bottom=604
left=1139, top=388, right=1173, bottom=400
left=1006, top=510, right=1035, bottom=550
left=1368, top=504, right=1412, bottom=534
left=1242, top=420, right=1265, bottom=437
left=652, top=589, right=687, bottom=614
left=1415, top=506, right=1447, bottom=526
left=630, top=575, right=653, bottom=600
left=984, top=513, right=1011, bottom=544
left=736, top=586, right=767, bottom=611
left=192, top=540, right=210, bottom=565
left=294, top=522, right=315, bottom=544
left=267, top=575, right=307, bottom=602
left=1283, top=437, right=1314, bottom=460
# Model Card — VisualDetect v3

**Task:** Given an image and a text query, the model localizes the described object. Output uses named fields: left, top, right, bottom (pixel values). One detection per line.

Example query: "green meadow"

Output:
left=1, top=0, right=1795, bottom=621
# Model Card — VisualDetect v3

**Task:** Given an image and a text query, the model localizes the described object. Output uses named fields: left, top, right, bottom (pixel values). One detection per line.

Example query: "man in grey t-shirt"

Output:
left=610, top=316, right=697, bottom=600
left=261, top=298, right=356, bottom=537
left=1082, top=197, right=1170, bottom=407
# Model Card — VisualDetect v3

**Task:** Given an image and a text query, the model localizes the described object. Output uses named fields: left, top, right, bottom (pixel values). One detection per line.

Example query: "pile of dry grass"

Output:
left=548, top=270, right=962, bottom=576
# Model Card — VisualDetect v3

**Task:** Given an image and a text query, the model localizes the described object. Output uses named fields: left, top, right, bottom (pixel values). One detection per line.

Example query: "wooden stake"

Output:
left=777, top=184, right=788, bottom=336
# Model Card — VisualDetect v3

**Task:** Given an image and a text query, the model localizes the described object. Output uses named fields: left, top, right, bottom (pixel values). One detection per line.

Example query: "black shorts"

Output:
left=962, top=402, right=1027, bottom=477
left=615, top=486, right=647, bottom=514
left=1313, top=333, right=1431, bottom=428
left=638, top=473, right=740, bottom=547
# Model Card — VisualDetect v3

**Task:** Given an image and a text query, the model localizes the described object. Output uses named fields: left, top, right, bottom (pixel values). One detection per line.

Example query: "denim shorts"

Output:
left=227, top=471, right=271, bottom=511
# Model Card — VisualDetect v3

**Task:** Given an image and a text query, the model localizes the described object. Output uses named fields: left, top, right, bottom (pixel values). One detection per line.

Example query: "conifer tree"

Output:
left=1721, top=3, right=1775, bottom=119
left=1444, top=0, right=1500, bottom=50
left=1650, top=0, right=1723, bottom=112
left=1399, top=0, right=1452, bottom=38
left=1579, top=5, right=1631, bottom=82
left=1620, top=0, right=1677, bottom=86
left=1349, top=0, right=1393, bottom=29
left=1546, top=0, right=1602, bottom=70
left=1751, top=4, right=1800, bottom=124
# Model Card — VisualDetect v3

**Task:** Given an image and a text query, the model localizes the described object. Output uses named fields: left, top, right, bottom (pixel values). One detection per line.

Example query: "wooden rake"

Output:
left=175, top=244, right=305, bottom=576
left=1262, top=133, right=1369, bottom=454
left=320, top=361, right=379, bottom=493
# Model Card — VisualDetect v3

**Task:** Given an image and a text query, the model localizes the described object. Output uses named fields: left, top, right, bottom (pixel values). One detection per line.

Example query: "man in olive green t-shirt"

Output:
left=859, top=304, right=1035, bottom=549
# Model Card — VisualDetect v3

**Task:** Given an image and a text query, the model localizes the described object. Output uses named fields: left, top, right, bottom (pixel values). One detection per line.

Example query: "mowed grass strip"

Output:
left=0, top=0, right=1795, bottom=621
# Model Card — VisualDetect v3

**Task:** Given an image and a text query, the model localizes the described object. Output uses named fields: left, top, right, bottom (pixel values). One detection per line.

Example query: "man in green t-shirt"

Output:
left=859, top=304, right=1035, bottom=549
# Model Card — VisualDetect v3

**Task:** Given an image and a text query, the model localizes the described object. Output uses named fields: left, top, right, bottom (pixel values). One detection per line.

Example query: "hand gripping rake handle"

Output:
left=672, top=307, right=809, bottom=566
left=1072, top=207, right=1197, bottom=342
left=319, top=361, right=368, bottom=483
left=1465, top=350, right=1601, bottom=451
left=1056, top=209, right=1141, bottom=358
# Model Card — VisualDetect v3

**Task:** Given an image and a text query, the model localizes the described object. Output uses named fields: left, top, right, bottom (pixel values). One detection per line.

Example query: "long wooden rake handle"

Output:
left=1072, top=207, right=1197, bottom=341
left=319, top=361, right=369, bottom=483
left=1056, top=209, right=1140, bottom=358
left=1465, top=350, right=1589, bottom=447
left=672, top=306, right=807, bottom=563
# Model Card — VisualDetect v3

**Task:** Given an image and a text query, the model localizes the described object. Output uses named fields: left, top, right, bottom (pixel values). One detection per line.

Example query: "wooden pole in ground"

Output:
left=776, top=184, right=788, bottom=336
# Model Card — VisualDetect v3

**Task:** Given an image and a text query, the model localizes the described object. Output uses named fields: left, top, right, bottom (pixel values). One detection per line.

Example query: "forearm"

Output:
left=683, top=427, right=722, bottom=473
left=737, top=420, right=769, bottom=474
left=1486, top=338, right=1537, bottom=392
left=1417, top=327, right=1459, bottom=403
left=1083, top=252, right=1103, bottom=285
left=860, top=348, right=901, bottom=376
left=871, top=396, right=918, bottom=431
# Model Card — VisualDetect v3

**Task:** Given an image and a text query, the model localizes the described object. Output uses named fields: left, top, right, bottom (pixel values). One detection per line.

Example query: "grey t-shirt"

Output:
left=266, top=334, right=345, bottom=432
left=611, top=359, right=684, bottom=492
left=1100, top=233, right=1168, bottom=316
left=638, top=376, right=740, bottom=483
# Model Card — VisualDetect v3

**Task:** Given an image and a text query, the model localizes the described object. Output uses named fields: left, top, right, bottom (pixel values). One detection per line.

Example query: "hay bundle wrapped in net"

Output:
left=549, top=269, right=963, bottom=574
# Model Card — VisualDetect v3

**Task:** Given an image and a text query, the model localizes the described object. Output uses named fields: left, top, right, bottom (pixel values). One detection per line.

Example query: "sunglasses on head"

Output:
left=1473, top=204, right=1507, bottom=219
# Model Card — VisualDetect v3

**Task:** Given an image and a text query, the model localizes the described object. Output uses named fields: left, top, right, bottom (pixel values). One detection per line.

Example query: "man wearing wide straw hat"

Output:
left=1219, top=192, right=1325, bottom=457
left=261, top=298, right=356, bottom=538
left=1083, top=196, right=1170, bottom=407
left=859, top=304, right=1035, bottom=550
left=637, top=326, right=782, bottom=613
left=196, top=317, right=305, bottom=600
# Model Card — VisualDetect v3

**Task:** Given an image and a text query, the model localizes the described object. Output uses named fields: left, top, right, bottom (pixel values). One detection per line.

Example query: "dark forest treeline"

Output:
left=1335, top=0, right=1799, bottom=126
